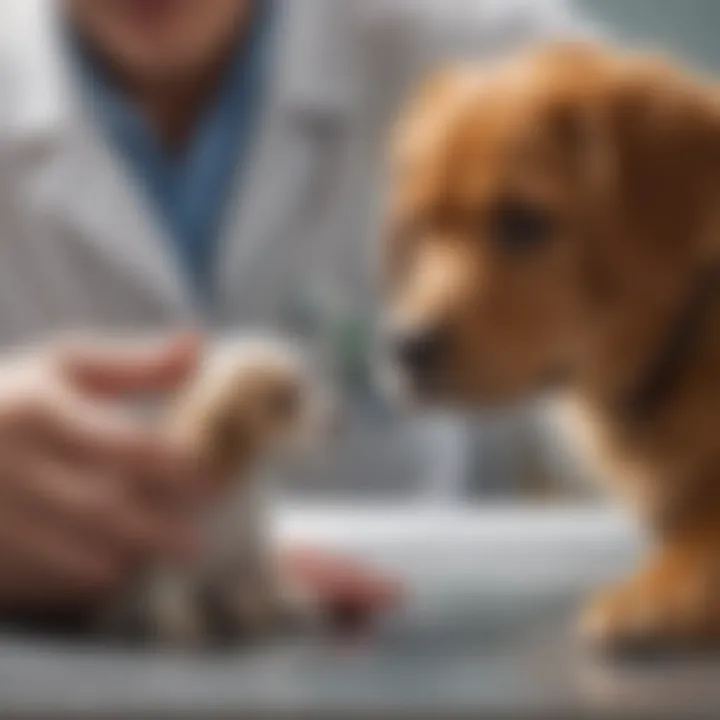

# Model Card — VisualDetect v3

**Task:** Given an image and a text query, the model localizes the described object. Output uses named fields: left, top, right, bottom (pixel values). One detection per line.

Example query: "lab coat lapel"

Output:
left=35, top=119, right=197, bottom=319
left=7, top=0, right=366, bottom=326
left=215, top=0, right=362, bottom=324
left=6, top=0, right=198, bottom=321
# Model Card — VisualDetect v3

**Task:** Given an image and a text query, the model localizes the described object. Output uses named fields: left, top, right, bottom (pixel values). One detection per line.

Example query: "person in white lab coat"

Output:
left=0, top=1, right=589, bottom=612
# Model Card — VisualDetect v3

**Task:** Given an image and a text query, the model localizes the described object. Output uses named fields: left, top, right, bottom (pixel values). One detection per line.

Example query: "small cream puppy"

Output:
left=105, top=336, right=335, bottom=646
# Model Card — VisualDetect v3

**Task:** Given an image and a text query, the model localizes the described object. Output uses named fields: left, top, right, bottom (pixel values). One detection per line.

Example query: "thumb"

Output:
left=59, top=332, right=204, bottom=397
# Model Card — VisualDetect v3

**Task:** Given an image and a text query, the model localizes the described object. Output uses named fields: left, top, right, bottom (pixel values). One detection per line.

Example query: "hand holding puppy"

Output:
left=0, top=333, right=401, bottom=640
left=0, top=334, right=203, bottom=609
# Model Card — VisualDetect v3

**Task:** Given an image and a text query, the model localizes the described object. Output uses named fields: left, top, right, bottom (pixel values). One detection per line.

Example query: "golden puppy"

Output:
left=381, top=42, right=720, bottom=650
left=106, top=337, right=334, bottom=646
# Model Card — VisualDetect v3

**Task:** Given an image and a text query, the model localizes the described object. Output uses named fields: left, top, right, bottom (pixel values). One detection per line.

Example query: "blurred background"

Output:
left=578, top=0, right=720, bottom=71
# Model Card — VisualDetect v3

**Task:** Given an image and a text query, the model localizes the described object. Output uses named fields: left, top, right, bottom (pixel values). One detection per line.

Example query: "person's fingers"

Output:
left=6, top=385, right=205, bottom=525
left=280, top=547, right=405, bottom=609
left=0, top=464, right=198, bottom=606
left=58, top=332, right=203, bottom=397
left=91, top=467, right=198, bottom=562
left=16, top=385, right=199, bottom=485
left=0, top=455, right=191, bottom=562
left=281, top=548, right=405, bottom=636
left=0, top=505, right=129, bottom=601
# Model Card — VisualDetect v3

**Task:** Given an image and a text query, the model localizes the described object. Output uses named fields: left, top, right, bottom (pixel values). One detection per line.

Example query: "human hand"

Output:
left=279, top=546, right=404, bottom=632
left=0, top=334, right=203, bottom=609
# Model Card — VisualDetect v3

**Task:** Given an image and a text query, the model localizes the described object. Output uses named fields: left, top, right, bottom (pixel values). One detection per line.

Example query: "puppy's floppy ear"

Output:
left=385, top=66, right=481, bottom=282
left=604, top=58, right=720, bottom=264
left=391, top=64, right=483, bottom=160
left=394, top=66, right=471, bottom=133
left=548, top=94, right=614, bottom=191
left=541, top=92, right=622, bottom=304
left=530, top=43, right=618, bottom=186
left=551, top=55, right=720, bottom=305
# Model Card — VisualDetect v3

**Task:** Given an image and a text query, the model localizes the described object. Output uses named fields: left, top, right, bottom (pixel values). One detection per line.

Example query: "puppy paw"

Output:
left=579, top=556, right=717, bottom=652
left=231, top=590, right=283, bottom=636
left=98, top=595, right=208, bottom=648
left=148, top=606, right=208, bottom=649
left=579, top=583, right=667, bottom=652
left=139, top=580, right=209, bottom=649
left=208, top=579, right=322, bottom=642
left=204, top=584, right=285, bottom=642
left=274, top=580, right=323, bottom=632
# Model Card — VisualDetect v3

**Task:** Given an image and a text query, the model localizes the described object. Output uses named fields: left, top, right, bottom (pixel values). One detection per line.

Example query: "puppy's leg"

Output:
left=145, top=568, right=208, bottom=647
left=581, top=504, right=720, bottom=651
left=101, top=568, right=206, bottom=648
left=203, top=557, right=317, bottom=640
left=275, top=574, right=323, bottom=630
left=211, top=577, right=286, bottom=639
left=206, top=554, right=321, bottom=640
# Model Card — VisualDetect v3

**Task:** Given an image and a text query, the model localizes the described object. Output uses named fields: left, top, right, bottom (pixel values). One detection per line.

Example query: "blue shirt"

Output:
left=74, top=3, right=274, bottom=295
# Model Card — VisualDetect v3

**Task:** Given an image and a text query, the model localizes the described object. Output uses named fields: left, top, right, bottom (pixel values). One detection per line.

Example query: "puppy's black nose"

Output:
left=391, top=326, right=445, bottom=377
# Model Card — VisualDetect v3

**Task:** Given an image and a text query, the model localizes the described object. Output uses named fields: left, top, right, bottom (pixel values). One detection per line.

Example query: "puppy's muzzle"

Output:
left=387, top=324, right=448, bottom=387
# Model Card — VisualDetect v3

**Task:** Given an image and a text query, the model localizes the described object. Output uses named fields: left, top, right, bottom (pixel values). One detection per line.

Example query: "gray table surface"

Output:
left=0, top=506, right=717, bottom=719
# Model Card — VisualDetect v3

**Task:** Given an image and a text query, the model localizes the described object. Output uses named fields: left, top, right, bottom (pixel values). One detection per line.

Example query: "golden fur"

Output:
left=383, top=42, right=720, bottom=650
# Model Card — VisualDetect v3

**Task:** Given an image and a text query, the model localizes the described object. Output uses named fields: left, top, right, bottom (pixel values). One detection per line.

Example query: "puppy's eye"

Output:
left=268, top=384, right=301, bottom=420
left=489, top=199, right=555, bottom=253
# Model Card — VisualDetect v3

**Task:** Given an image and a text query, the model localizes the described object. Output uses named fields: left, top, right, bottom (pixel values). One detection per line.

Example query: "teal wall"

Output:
left=575, top=0, right=720, bottom=72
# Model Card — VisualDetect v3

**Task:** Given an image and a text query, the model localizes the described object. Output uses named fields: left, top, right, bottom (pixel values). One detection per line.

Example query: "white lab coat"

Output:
left=0, top=0, right=590, bottom=496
